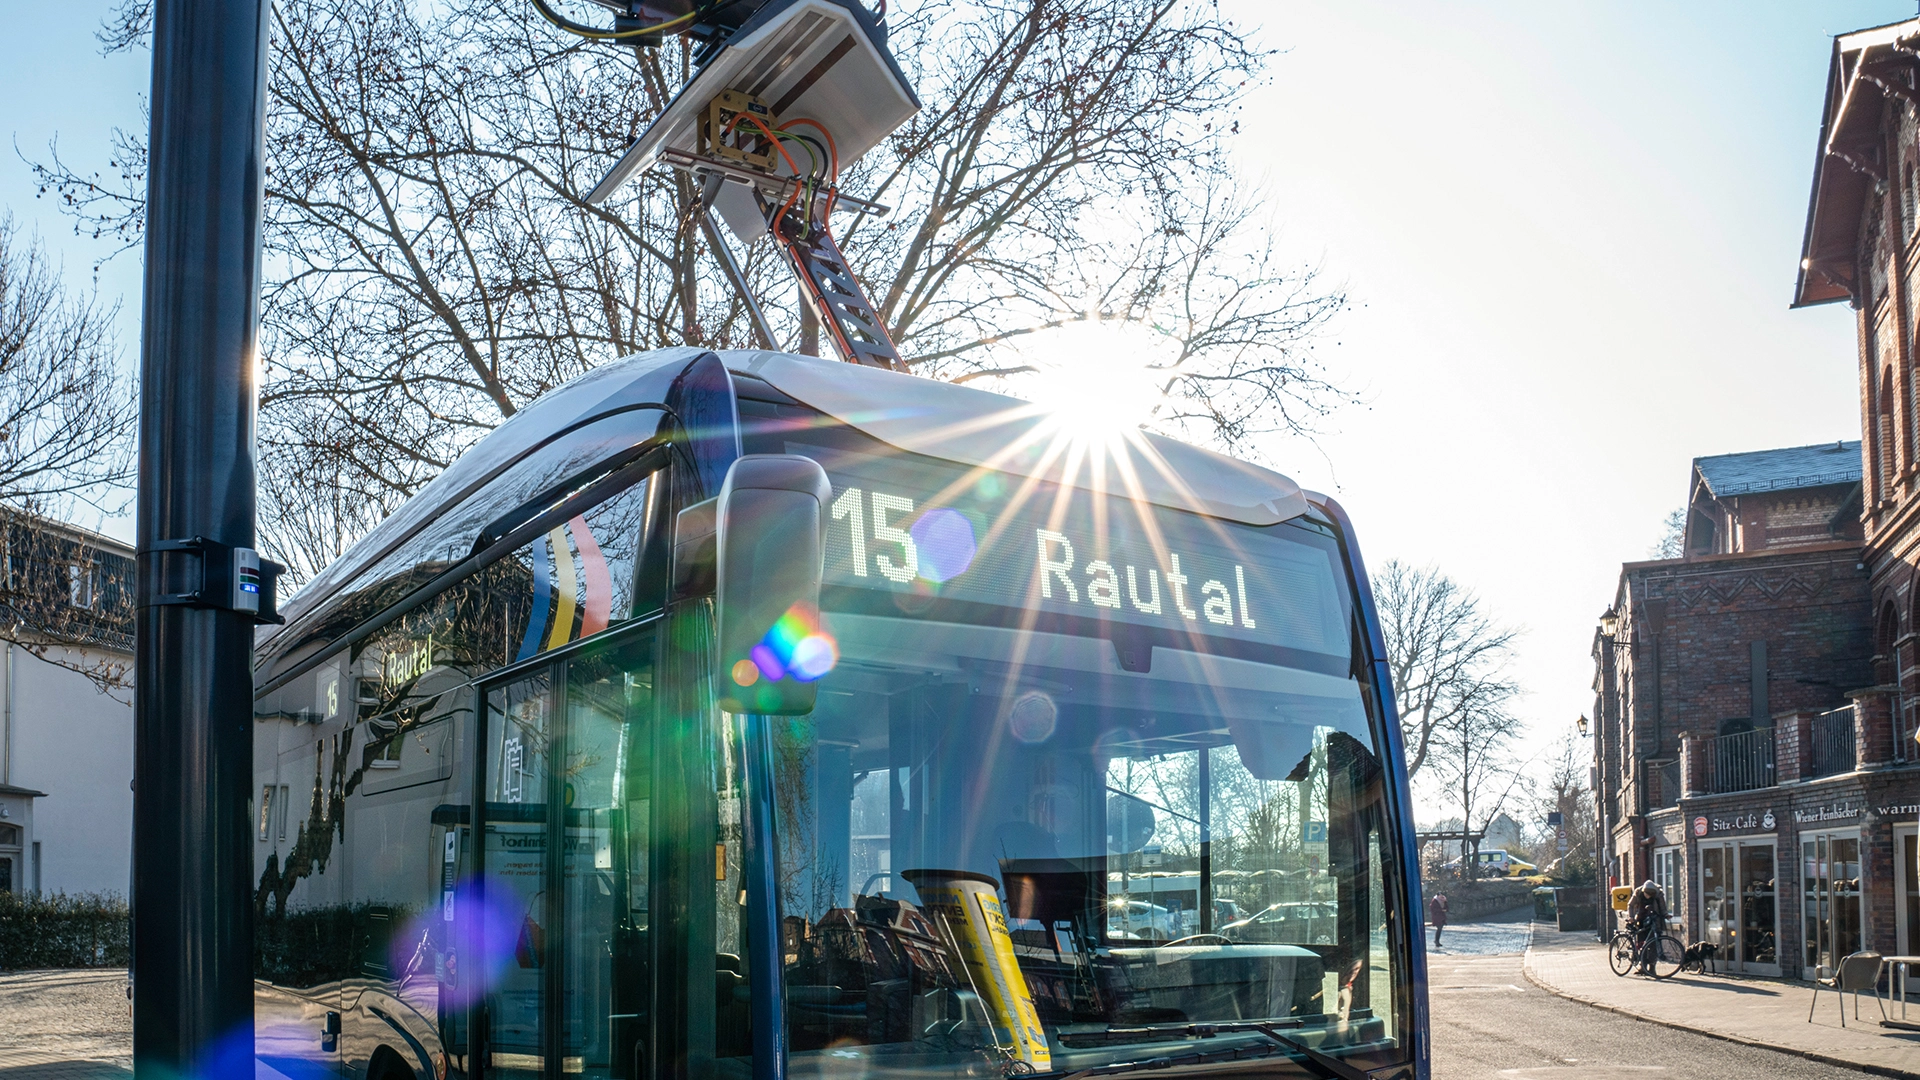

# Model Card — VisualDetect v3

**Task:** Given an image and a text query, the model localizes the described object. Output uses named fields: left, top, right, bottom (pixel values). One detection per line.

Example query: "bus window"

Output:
left=275, top=408, right=667, bottom=651
left=479, top=629, right=654, bottom=1080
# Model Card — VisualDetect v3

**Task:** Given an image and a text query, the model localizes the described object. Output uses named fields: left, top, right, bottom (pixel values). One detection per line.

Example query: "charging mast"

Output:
left=133, top=0, right=273, bottom=1074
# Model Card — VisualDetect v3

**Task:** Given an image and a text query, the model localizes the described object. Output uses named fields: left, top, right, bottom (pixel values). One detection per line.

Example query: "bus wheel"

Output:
left=367, top=1048, right=418, bottom=1080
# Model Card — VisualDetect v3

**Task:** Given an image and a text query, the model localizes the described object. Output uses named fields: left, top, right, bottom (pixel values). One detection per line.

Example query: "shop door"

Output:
left=1699, top=840, right=1779, bottom=975
left=1899, top=825, right=1919, bottom=958
left=1802, top=831, right=1864, bottom=979
left=477, top=630, right=655, bottom=1080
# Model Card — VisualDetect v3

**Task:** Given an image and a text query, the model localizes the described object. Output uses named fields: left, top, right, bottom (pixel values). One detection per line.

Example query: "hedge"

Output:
left=0, top=891, right=130, bottom=970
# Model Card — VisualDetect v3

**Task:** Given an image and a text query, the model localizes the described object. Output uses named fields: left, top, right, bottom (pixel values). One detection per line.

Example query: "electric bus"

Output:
left=248, top=347, right=1430, bottom=1080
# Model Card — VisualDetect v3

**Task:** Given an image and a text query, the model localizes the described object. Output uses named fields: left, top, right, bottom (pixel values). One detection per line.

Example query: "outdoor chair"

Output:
left=1808, top=951, right=1886, bottom=1027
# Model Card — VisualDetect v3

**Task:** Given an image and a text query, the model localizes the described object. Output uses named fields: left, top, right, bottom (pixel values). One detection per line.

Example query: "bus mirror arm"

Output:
left=714, top=454, right=833, bottom=716
left=672, top=497, right=719, bottom=600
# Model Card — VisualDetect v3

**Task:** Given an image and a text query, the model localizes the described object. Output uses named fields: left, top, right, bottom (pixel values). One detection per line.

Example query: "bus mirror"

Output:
left=672, top=498, right=718, bottom=600
left=715, top=455, right=834, bottom=716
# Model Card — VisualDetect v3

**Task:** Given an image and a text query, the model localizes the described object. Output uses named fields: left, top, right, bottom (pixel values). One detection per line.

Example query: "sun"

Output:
left=1007, top=320, right=1170, bottom=445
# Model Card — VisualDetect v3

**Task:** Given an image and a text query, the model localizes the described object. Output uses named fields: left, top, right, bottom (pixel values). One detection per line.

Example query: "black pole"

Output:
left=134, top=0, right=268, bottom=1075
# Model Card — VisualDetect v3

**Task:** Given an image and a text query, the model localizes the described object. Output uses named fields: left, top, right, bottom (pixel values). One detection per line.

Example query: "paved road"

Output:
left=1429, top=917, right=1868, bottom=1079
left=0, top=968, right=129, bottom=1077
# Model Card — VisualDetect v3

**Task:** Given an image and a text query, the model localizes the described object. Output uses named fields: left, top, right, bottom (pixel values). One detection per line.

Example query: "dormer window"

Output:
left=68, top=562, right=95, bottom=609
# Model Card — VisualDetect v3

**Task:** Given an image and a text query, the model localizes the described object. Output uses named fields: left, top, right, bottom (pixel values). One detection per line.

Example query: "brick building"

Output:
left=1585, top=16, right=1920, bottom=979
left=1592, top=445, right=1878, bottom=977
left=1683, top=441, right=1861, bottom=556
left=1791, top=16, right=1920, bottom=971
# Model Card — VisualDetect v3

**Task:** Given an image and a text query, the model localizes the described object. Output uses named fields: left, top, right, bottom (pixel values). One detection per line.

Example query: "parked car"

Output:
left=1171, top=898, right=1247, bottom=938
left=1219, top=901, right=1339, bottom=945
left=1440, top=849, right=1538, bottom=878
left=1106, top=899, right=1176, bottom=941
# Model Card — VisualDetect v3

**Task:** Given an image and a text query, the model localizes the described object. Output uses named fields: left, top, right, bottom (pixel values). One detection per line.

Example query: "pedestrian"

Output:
left=1625, top=880, right=1667, bottom=974
left=1427, top=892, right=1449, bottom=949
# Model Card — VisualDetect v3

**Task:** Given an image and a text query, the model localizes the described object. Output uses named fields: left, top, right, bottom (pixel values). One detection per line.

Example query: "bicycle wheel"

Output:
left=1651, top=935, right=1685, bottom=979
left=1608, top=931, right=1637, bottom=976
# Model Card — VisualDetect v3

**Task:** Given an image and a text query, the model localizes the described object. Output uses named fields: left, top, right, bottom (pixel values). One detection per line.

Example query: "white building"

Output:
left=0, top=515, right=134, bottom=897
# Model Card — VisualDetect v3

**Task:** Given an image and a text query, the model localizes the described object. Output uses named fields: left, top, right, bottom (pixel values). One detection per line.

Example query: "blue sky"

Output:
left=0, top=1, right=1913, bottom=813
left=1215, top=0, right=1913, bottom=790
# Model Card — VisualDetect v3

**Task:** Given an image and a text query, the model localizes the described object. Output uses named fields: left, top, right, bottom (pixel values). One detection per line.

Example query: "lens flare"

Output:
left=731, top=659, right=760, bottom=686
left=751, top=603, right=838, bottom=683
left=422, top=877, right=521, bottom=1009
left=1008, top=691, right=1058, bottom=744
left=911, top=508, right=977, bottom=583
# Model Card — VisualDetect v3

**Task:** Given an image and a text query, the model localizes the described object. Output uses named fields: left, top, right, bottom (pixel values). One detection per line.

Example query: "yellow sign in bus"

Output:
left=903, top=869, right=1052, bottom=1072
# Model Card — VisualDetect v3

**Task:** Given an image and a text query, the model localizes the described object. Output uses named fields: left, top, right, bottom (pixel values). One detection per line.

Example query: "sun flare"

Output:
left=1004, top=321, right=1169, bottom=448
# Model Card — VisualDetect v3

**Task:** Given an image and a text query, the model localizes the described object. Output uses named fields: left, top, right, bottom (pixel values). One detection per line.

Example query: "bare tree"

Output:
left=0, top=509, right=135, bottom=698
left=1528, top=733, right=1596, bottom=884
left=0, top=219, right=136, bottom=511
left=1649, top=507, right=1686, bottom=560
left=1375, top=559, right=1520, bottom=780
left=847, top=0, right=1352, bottom=446
left=0, top=221, right=137, bottom=695
left=39, top=0, right=1352, bottom=583
left=1426, top=700, right=1525, bottom=880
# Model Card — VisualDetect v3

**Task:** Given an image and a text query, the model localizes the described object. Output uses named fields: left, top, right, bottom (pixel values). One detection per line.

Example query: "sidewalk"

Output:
left=1523, top=923, right=1920, bottom=1079
left=0, top=969, right=131, bottom=1077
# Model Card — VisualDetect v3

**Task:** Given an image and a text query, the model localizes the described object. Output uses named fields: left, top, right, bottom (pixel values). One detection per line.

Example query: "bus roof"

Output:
left=270, top=349, right=1308, bottom=638
left=724, top=350, right=1307, bottom=527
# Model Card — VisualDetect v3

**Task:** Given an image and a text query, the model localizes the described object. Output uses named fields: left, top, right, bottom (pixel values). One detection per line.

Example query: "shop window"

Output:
left=1652, top=847, right=1680, bottom=917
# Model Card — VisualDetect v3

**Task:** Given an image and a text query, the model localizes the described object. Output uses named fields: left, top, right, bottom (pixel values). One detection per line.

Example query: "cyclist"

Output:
left=1625, top=880, right=1668, bottom=974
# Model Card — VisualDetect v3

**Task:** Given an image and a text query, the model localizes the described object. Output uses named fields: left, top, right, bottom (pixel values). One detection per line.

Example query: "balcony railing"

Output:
left=1810, top=707, right=1856, bottom=777
left=1706, top=727, right=1775, bottom=793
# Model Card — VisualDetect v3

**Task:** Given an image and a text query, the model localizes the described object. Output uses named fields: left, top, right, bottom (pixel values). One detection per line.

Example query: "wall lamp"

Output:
left=1576, top=715, right=1590, bottom=738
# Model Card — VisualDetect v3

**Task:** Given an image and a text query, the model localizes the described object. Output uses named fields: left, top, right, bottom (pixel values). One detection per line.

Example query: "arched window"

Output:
left=0, top=823, right=18, bottom=847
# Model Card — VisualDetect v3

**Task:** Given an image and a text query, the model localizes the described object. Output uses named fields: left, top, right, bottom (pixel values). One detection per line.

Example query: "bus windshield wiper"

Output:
left=1049, top=1022, right=1370, bottom=1080
left=1228, top=1024, right=1371, bottom=1080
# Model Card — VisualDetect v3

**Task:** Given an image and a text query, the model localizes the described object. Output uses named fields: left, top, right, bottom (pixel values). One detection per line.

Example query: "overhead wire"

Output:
left=530, top=0, right=708, bottom=41
left=778, top=118, right=841, bottom=222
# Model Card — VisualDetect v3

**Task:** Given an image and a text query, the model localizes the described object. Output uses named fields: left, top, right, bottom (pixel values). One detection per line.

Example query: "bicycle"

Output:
left=1608, top=924, right=1683, bottom=979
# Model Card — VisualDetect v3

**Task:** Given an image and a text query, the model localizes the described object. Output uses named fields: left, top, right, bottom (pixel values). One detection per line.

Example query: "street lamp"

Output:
left=1577, top=715, right=1590, bottom=738
left=1599, top=606, right=1619, bottom=638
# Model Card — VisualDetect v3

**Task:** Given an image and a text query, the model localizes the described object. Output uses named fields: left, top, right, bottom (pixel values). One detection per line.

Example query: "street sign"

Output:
left=1305, top=820, right=1328, bottom=843
left=1547, top=812, right=1563, bottom=826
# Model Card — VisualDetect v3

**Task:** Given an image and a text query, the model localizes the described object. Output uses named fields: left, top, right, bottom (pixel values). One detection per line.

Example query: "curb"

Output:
left=1519, top=926, right=1919, bottom=1080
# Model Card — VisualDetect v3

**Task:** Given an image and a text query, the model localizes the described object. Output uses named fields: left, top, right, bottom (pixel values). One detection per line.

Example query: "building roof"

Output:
left=0, top=783, right=48, bottom=798
left=1795, top=18, right=1920, bottom=307
left=1693, top=441, right=1860, bottom=497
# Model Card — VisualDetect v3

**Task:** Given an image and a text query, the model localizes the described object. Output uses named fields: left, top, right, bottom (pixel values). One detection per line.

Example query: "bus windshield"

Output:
left=760, top=431, right=1409, bottom=1078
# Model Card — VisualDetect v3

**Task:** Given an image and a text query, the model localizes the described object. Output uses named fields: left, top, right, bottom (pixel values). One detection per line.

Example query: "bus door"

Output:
left=476, top=628, right=656, bottom=1080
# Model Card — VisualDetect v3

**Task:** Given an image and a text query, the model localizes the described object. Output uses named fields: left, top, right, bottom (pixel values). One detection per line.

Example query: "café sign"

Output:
left=1697, top=810, right=1775, bottom=835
